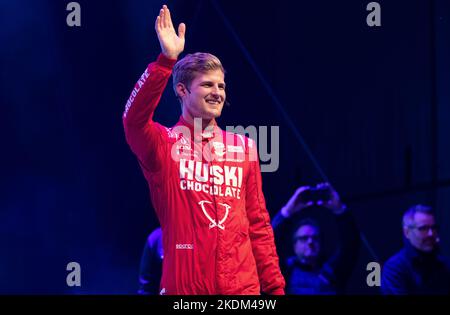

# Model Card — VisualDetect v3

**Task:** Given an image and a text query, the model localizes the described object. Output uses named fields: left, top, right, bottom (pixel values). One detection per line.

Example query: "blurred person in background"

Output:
left=381, top=204, right=450, bottom=295
left=272, top=183, right=360, bottom=294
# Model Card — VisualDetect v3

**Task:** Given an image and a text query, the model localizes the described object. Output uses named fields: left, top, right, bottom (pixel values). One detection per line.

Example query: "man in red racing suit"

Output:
left=123, top=5, right=285, bottom=295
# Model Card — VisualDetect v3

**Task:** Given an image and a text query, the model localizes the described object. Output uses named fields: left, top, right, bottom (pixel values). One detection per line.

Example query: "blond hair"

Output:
left=172, top=52, right=225, bottom=99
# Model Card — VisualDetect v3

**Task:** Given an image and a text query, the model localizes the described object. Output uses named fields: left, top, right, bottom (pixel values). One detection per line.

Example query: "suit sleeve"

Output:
left=245, top=142, right=285, bottom=295
left=122, top=53, right=177, bottom=173
left=271, top=211, right=291, bottom=273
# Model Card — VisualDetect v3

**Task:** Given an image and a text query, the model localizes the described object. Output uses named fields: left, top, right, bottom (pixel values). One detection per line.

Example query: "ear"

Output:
left=176, top=83, right=187, bottom=98
left=403, top=226, right=410, bottom=240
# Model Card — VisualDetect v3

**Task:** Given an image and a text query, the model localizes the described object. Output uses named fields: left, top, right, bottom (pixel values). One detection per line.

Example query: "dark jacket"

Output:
left=138, top=228, right=163, bottom=295
left=381, top=241, right=450, bottom=295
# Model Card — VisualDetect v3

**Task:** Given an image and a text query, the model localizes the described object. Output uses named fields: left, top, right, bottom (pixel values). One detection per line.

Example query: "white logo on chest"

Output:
left=198, top=200, right=230, bottom=230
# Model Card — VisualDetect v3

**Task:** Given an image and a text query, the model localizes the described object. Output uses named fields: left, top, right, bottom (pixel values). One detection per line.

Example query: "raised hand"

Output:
left=316, top=182, right=346, bottom=214
left=155, top=5, right=186, bottom=59
left=281, top=186, right=314, bottom=218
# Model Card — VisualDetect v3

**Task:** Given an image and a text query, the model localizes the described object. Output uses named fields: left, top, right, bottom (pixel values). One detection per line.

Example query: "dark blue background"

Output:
left=1, top=0, right=449, bottom=294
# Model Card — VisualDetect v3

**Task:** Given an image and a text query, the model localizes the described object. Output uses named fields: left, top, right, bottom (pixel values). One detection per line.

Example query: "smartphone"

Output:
left=298, top=186, right=332, bottom=203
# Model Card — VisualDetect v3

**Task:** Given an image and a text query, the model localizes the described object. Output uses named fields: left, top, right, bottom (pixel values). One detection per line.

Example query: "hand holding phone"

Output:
left=281, top=186, right=315, bottom=217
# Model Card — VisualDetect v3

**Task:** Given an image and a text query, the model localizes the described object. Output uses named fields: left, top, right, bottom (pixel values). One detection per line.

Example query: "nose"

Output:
left=212, top=84, right=224, bottom=96
left=211, top=86, right=220, bottom=96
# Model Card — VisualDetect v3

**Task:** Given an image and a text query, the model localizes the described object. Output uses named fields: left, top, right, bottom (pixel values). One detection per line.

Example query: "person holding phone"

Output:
left=272, top=183, right=361, bottom=294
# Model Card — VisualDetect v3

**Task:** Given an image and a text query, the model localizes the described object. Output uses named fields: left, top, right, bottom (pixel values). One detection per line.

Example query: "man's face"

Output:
left=293, top=225, right=321, bottom=265
left=404, top=212, right=439, bottom=252
left=179, top=69, right=226, bottom=122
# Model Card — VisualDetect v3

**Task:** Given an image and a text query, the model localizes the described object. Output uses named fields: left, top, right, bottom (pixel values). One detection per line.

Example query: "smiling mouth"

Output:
left=206, top=99, right=221, bottom=105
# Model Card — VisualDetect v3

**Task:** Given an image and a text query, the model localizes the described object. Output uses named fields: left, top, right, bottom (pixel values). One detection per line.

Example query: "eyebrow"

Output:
left=201, top=81, right=226, bottom=88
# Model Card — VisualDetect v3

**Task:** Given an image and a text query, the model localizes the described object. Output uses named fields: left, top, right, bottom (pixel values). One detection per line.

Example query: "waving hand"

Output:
left=155, top=5, right=186, bottom=59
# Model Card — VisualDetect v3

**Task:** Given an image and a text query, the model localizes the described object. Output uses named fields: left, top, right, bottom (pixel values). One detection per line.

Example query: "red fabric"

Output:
left=123, top=54, right=285, bottom=295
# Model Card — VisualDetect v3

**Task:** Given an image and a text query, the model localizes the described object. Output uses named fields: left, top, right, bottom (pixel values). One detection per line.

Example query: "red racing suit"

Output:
left=123, top=53, right=285, bottom=295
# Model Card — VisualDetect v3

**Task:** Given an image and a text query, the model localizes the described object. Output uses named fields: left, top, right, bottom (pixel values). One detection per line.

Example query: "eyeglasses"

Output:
left=294, top=235, right=320, bottom=243
left=409, top=224, right=439, bottom=233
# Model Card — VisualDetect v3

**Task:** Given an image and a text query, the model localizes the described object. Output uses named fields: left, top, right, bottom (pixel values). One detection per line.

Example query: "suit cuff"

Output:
left=156, top=53, right=178, bottom=69
left=265, top=288, right=285, bottom=295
